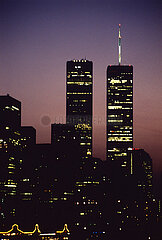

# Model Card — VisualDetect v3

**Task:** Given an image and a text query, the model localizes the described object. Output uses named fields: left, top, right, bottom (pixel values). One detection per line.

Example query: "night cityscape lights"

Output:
left=0, top=26, right=161, bottom=240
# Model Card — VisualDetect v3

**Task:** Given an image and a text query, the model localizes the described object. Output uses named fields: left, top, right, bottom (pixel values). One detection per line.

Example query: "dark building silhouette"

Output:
left=20, top=126, right=36, bottom=147
left=104, top=147, right=159, bottom=240
left=156, top=173, right=162, bottom=237
left=16, top=127, right=36, bottom=229
left=51, top=123, right=80, bottom=185
left=51, top=123, right=79, bottom=148
left=31, top=143, right=78, bottom=232
left=66, top=59, right=93, bottom=160
left=0, top=95, right=22, bottom=227
left=0, top=94, right=36, bottom=229
left=71, top=157, right=109, bottom=240
left=0, top=94, right=21, bottom=130
left=127, top=148, right=153, bottom=198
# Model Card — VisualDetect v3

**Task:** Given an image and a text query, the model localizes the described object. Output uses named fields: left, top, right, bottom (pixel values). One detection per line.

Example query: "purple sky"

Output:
left=0, top=0, right=161, bottom=174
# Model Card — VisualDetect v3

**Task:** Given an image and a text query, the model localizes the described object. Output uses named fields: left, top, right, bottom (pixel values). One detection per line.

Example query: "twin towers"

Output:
left=66, top=25, right=133, bottom=172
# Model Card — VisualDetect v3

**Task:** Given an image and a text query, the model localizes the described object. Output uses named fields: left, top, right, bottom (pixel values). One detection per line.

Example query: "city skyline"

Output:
left=0, top=86, right=160, bottom=239
left=0, top=0, right=161, bottom=175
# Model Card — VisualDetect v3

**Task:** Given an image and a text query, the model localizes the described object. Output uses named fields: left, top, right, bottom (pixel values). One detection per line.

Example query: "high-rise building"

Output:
left=66, top=59, right=93, bottom=160
left=66, top=61, right=108, bottom=239
left=0, top=94, right=37, bottom=229
left=107, top=25, right=133, bottom=175
left=0, top=95, right=22, bottom=227
left=127, top=148, right=153, bottom=197
left=0, top=94, right=21, bottom=130
left=110, top=148, right=157, bottom=239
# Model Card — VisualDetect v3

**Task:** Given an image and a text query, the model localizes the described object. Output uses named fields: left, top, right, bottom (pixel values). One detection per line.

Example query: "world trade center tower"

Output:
left=107, top=25, right=133, bottom=175
left=66, top=59, right=93, bottom=161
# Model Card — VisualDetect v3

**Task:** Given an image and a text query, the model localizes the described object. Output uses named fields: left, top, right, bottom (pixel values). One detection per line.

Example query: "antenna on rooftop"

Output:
left=118, top=24, right=122, bottom=65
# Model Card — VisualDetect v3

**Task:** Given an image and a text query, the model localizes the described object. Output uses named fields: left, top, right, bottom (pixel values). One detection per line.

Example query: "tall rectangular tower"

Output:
left=107, top=26, right=133, bottom=175
left=66, top=59, right=93, bottom=160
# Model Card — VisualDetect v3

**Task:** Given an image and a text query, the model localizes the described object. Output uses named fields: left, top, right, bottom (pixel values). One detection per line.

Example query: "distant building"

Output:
left=66, top=59, right=93, bottom=161
left=16, top=127, right=36, bottom=227
left=20, top=126, right=36, bottom=147
left=51, top=123, right=79, bottom=148
left=22, top=141, right=78, bottom=232
left=0, top=94, right=36, bottom=229
left=109, top=148, right=157, bottom=239
left=66, top=60, right=108, bottom=239
left=72, top=157, right=109, bottom=240
left=0, top=95, right=22, bottom=227
left=129, top=149, right=159, bottom=227
left=51, top=123, right=80, bottom=181
left=0, top=94, right=21, bottom=130
left=127, top=148, right=153, bottom=198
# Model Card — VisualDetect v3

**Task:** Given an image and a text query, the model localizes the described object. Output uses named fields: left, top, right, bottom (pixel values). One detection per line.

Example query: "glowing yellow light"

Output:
left=0, top=224, right=41, bottom=235
left=67, top=82, right=92, bottom=85
left=56, top=224, right=70, bottom=234
left=12, top=106, right=19, bottom=111
left=108, top=106, right=122, bottom=109
left=67, top=92, right=92, bottom=95
left=131, top=153, right=133, bottom=175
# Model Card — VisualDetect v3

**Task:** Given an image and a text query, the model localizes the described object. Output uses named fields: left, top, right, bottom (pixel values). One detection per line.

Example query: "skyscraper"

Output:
left=66, top=61, right=107, bottom=239
left=0, top=94, right=37, bottom=228
left=0, top=95, right=22, bottom=227
left=0, top=94, right=21, bottom=130
left=107, top=25, right=133, bottom=175
left=127, top=148, right=153, bottom=197
left=66, top=59, right=93, bottom=160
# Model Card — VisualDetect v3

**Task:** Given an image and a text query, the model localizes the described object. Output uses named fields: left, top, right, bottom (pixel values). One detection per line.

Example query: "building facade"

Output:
left=0, top=95, right=22, bottom=227
left=66, top=59, right=93, bottom=161
left=107, top=65, right=133, bottom=175
left=0, top=94, right=21, bottom=130
left=0, top=95, right=36, bottom=229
